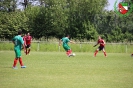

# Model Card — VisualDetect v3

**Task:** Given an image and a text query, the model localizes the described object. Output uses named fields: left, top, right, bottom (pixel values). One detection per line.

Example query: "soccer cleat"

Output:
left=13, top=66, right=18, bottom=69
left=21, top=66, right=26, bottom=68
left=68, top=54, right=72, bottom=57
left=68, top=55, right=71, bottom=57
left=68, top=54, right=75, bottom=57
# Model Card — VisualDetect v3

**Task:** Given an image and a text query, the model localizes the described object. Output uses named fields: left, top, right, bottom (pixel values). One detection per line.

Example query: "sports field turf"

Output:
left=0, top=51, right=133, bottom=88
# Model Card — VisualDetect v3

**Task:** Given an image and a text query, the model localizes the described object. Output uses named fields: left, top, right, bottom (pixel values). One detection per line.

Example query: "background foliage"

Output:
left=0, top=0, right=133, bottom=42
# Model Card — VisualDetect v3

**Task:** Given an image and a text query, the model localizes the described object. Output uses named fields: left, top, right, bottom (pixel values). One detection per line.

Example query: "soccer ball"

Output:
left=73, top=53, right=76, bottom=56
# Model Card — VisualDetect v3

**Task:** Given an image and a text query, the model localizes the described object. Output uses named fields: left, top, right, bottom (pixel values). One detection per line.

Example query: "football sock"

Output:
left=19, top=57, right=24, bottom=66
left=66, top=51, right=69, bottom=56
left=26, top=49, right=28, bottom=55
left=28, top=49, right=30, bottom=54
left=104, top=52, right=107, bottom=56
left=13, top=58, right=18, bottom=67
left=68, top=50, right=72, bottom=55
left=66, top=50, right=72, bottom=56
left=94, top=50, right=98, bottom=56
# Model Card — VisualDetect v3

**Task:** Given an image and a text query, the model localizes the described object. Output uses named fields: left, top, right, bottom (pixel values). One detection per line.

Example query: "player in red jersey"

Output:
left=93, top=36, right=107, bottom=57
left=25, top=33, right=32, bottom=55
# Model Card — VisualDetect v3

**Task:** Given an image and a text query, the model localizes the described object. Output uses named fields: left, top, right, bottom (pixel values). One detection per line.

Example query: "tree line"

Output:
left=0, top=0, right=133, bottom=42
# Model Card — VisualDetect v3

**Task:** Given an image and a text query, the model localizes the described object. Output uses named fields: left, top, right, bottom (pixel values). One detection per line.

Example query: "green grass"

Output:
left=0, top=51, right=133, bottom=88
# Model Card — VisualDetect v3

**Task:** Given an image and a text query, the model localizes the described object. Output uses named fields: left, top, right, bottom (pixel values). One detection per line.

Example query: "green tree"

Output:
left=0, top=0, right=16, bottom=12
left=0, top=12, right=28, bottom=40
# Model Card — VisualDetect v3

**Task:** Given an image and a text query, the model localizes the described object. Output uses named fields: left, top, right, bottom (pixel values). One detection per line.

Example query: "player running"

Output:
left=59, top=35, right=75, bottom=57
left=12, top=30, right=26, bottom=69
left=93, top=36, right=107, bottom=57
left=25, top=33, right=32, bottom=55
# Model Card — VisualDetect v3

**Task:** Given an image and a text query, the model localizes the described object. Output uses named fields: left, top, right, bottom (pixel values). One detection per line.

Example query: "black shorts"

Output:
left=98, top=46, right=105, bottom=51
left=26, top=44, right=31, bottom=48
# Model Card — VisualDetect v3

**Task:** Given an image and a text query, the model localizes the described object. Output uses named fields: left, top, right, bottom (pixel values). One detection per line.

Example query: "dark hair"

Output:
left=18, top=30, right=22, bottom=35
left=66, top=34, right=70, bottom=37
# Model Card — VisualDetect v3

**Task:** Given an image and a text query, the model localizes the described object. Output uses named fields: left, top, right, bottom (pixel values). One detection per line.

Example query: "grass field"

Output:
left=0, top=51, right=133, bottom=88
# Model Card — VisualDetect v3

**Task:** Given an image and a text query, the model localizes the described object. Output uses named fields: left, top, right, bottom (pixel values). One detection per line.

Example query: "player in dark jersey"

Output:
left=25, top=33, right=32, bottom=55
left=93, top=36, right=107, bottom=57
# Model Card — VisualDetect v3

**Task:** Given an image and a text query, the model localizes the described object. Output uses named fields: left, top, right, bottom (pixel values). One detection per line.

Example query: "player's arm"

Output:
left=102, top=40, right=105, bottom=44
left=70, top=40, right=75, bottom=44
left=93, top=41, right=99, bottom=47
left=93, top=43, right=98, bottom=47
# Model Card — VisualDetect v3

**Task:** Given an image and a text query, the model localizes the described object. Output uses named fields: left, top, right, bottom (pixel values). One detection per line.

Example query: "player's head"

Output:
left=66, top=34, right=70, bottom=38
left=98, top=36, right=101, bottom=39
left=18, top=30, right=22, bottom=35
left=27, top=33, right=30, bottom=36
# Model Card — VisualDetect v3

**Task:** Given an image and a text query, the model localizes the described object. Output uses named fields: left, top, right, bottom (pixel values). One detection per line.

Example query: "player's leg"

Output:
left=17, top=51, right=23, bottom=66
left=26, top=45, right=30, bottom=55
left=68, top=49, right=74, bottom=57
left=19, top=57, right=26, bottom=68
left=102, top=48, right=107, bottom=57
left=63, top=45, right=72, bottom=56
left=64, top=47, right=70, bottom=56
left=28, top=45, right=31, bottom=54
left=26, top=46, right=28, bottom=55
left=67, top=45, right=72, bottom=54
left=63, top=45, right=68, bottom=55
left=66, top=45, right=74, bottom=56
left=26, top=45, right=31, bottom=55
left=13, top=49, right=19, bottom=68
left=17, top=50, right=26, bottom=68
left=13, top=58, right=18, bottom=68
left=63, top=45, right=68, bottom=56
left=24, top=44, right=27, bottom=55
left=69, top=49, right=72, bottom=54
left=19, top=57, right=24, bottom=66
left=94, top=47, right=100, bottom=57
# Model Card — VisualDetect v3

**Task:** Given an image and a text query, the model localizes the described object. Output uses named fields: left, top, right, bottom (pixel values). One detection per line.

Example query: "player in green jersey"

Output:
left=59, top=35, right=75, bottom=57
left=12, top=30, right=26, bottom=69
